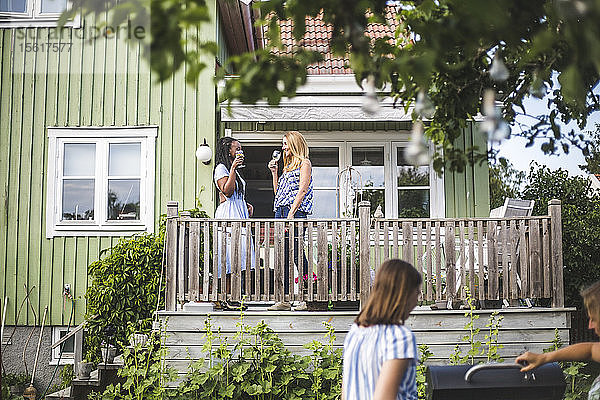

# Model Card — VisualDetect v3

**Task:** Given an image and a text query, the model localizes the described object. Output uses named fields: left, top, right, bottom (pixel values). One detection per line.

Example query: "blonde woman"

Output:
left=516, top=281, right=600, bottom=399
left=267, top=131, right=313, bottom=311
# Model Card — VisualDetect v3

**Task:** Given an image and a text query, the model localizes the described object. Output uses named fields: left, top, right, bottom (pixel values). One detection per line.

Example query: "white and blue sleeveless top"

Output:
left=343, top=323, right=418, bottom=400
left=273, top=164, right=313, bottom=213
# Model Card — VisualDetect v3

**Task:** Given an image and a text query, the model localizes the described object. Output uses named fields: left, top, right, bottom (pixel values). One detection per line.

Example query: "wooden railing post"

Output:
left=166, top=201, right=179, bottom=311
left=359, top=201, right=371, bottom=307
left=549, top=199, right=564, bottom=307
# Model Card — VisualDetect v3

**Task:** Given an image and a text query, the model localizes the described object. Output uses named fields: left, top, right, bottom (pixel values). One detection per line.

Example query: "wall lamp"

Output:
left=196, top=138, right=212, bottom=165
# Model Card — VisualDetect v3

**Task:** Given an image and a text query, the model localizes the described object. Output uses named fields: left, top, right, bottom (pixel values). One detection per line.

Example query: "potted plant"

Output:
left=77, top=359, right=94, bottom=379
left=4, top=372, right=30, bottom=396
left=101, top=342, right=117, bottom=363
left=129, top=332, right=149, bottom=347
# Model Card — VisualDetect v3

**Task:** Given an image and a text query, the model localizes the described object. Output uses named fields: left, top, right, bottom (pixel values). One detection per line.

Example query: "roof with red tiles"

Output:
left=270, top=7, right=405, bottom=75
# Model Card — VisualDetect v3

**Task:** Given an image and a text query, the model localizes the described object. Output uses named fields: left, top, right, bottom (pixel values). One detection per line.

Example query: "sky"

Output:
left=495, top=89, right=599, bottom=177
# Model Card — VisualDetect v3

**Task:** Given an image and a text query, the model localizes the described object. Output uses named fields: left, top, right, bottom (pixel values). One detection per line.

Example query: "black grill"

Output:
left=426, top=363, right=566, bottom=400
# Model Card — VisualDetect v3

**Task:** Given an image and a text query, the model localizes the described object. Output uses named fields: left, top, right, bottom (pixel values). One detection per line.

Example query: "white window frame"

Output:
left=0, top=0, right=80, bottom=28
left=50, top=326, right=75, bottom=365
left=309, top=142, right=344, bottom=218
left=46, top=126, right=157, bottom=238
left=232, top=131, right=445, bottom=218
left=345, top=141, right=391, bottom=216
left=392, top=142, right=445, bottom=218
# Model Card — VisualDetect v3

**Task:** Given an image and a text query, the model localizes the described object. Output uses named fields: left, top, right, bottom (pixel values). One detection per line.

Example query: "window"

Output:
left=350, top=146, right=386, bottom=215
left=395, top=146, right=431, bottom=217
left=46, top=127, right=157, bottom=237
left=0, top=0, right=78, bottom=27
left=310, top=147, right=339, bottom=218
left=51, top=327, right=75, bottom=365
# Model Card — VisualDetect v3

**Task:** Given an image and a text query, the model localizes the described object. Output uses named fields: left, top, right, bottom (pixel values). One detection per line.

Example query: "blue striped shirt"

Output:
left=273, top=165, right=313, bottom=214
left=343, top=324, right=417, bottom=400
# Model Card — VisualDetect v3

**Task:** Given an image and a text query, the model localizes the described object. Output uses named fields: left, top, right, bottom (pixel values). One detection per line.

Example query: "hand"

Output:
left=268, top=159, right=278, bottom=174
left=247, top=203, right=254, bottom=217
left=515, top=352, right=545, bottom=372
left=232, top=153, right=244, bottom=169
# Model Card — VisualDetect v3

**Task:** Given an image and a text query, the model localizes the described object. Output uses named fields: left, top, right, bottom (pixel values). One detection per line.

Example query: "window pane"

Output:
left=109, top=143, right=141, bottom=176
left=64, top=144, right=95, bottom=176
left=397, top=166, right=429, bottom=186
left=0, top=0, right=27, bottom=13
left=107, top=179, right=140, bottom=220
left=40, top=0, right=66, bottom=13
left=59, top=330, right=75, bottom=353
left=310, top=147, right=339, bottom=187
left=398, top=189, right=430, bottom=217
left=62, top=179, right=94, bottom=220
left=352, top=147, right=384, bottom=187
left=397, top=147, right=429, bottom=186
left=312, top=189, right=337, bottom=218
left=361, top=189, right=385, bottom=214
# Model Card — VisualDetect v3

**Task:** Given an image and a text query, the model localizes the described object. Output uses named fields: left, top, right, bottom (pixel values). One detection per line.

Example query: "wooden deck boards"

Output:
left=157, top=307, right=573, bottom=373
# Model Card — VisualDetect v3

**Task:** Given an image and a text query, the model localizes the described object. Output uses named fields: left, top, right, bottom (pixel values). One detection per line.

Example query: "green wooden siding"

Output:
left=0, top=4, right=217, bottom=326
left=444, top=122, right=490, bottom=218
left=223, top=120, right=490, bottom=218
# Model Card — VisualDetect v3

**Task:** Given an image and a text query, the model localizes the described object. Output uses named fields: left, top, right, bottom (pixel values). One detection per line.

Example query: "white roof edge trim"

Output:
left=220, top=74, right=392, bottom=94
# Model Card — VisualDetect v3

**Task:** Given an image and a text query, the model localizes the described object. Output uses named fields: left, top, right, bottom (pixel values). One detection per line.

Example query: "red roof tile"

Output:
left=269, top=7, right=404, bottom=75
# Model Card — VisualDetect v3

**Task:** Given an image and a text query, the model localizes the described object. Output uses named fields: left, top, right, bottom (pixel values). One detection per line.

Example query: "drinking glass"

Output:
left=236, top=149, right=245, bottom=169
left=272, top=150, right=281, bottom=162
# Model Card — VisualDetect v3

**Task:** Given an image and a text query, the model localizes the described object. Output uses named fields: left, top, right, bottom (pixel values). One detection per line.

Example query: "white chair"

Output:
left=489, top=198, right=534, bottom=218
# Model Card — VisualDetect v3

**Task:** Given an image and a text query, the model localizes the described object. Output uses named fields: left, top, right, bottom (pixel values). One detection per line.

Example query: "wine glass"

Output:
left=236, top=149, right=246, bottom=169
left=272, top=150, right=281, bottom=162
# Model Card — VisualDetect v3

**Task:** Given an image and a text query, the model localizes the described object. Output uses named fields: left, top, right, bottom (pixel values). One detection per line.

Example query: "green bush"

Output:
left=85, top=231, right=165, bottom=364
left=1, top=372, right=30, bottom=400
left=84, top=205, right=209, bottom=364
left=178, top=315, right=342, bottom=400
left=88, top=331, right=178, bottom=400
left=522, top=164, right=600, bottom=308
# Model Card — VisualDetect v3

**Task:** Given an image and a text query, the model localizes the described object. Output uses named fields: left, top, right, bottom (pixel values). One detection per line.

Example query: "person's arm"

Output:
left=287, top=159, right=312, bottom=219
left=373, top=359, right=410, bottom=400
left=516, top=342, right=600, bottom=372
left=268, top=159, right=279, bottom=194
left=217, top=157, right=244, bottom=197
left=247, top=203, right=254, bottom=217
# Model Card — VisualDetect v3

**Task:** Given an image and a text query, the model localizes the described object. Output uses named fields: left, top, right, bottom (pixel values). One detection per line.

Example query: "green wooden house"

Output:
left=0, top=0, right=491, bottom=388
left=0, top=0, right=260, bottom=382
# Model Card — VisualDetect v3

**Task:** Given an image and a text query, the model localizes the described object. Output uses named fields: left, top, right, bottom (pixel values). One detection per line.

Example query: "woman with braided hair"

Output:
left=213, top=137, right=255, bottom=302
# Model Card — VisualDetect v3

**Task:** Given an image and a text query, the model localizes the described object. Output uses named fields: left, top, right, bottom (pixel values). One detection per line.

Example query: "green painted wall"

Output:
left=0, top=4, right=217, bottom=326
left=444, top=122, right=490, bottom=218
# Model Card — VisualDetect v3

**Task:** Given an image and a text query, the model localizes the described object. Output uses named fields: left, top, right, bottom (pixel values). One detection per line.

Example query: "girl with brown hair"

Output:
left=343, top=259, right=421, bottom=400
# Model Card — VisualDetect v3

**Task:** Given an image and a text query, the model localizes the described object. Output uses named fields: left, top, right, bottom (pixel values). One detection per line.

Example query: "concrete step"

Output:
left=45, top=386, right=72, bottom=400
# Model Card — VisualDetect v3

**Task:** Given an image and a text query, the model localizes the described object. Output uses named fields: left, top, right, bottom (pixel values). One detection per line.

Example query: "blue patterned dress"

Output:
left=273, top=164, right=314, bottom=214
left=214, top=164, right=255, bottom=275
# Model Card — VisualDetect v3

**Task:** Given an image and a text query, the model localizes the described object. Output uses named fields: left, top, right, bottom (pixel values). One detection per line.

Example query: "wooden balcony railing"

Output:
left=164, top=200, right=564, bottom=310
